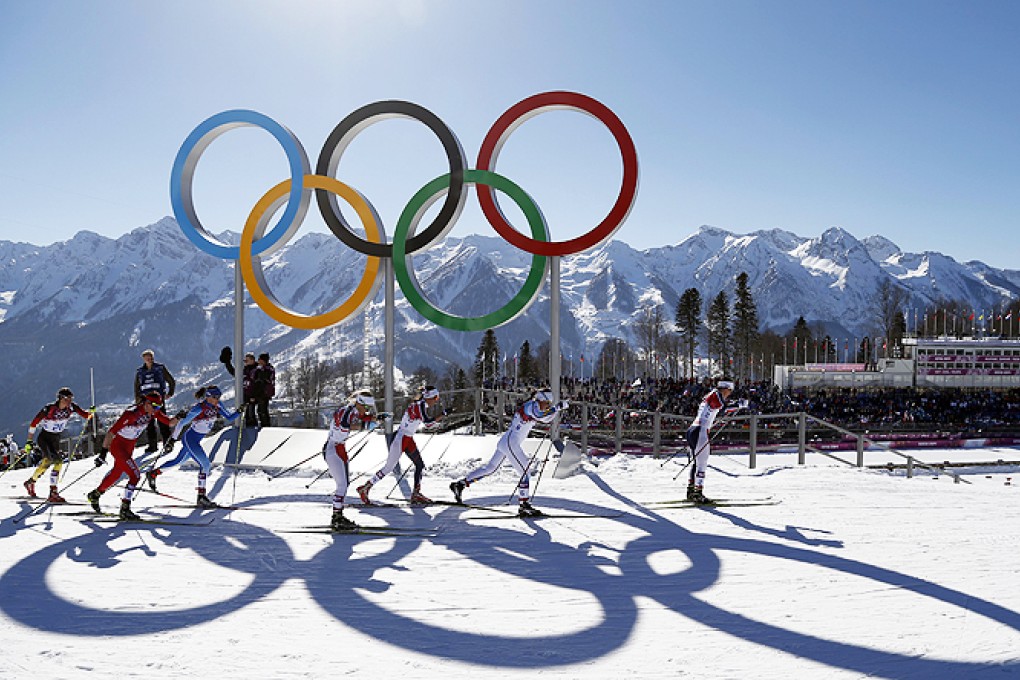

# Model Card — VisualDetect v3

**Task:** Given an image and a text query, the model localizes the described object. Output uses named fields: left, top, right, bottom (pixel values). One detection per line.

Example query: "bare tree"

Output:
left=633, top=304, right=666, bottom=377
left=875, top=279, right=910, bottom=344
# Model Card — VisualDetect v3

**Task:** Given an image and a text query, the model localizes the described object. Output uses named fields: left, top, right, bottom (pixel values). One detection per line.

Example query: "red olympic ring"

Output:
left=476, top=91, right=639, bottom=257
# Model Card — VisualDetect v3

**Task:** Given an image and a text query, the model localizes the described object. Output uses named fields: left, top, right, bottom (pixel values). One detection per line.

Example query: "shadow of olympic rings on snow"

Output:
left=2, top=479, right=1020, bottom=676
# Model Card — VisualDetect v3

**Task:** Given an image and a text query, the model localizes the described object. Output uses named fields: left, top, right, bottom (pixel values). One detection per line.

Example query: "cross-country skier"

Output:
left=684, top=378, right=740, bottom=504
left=450, top=388, right=568, bottom=517
left=357, top=385, right=443, bottom=505
left=22, top=387, right=93, bottom=502
left=145, top=385, right=240, bottom=508
left=87, top=392, right=177, bottom=520
left=323, top=389, right=379, bottom=531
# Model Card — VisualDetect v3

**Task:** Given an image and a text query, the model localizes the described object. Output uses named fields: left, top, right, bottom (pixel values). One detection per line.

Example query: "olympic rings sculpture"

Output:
left=170, top=92, right=638, bottom=332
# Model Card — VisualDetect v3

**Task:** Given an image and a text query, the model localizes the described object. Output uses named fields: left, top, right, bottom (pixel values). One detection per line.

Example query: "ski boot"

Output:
left=47, top=486, right=67, bottom=504
left=119, top=499, right=141, bottom=521
left=518, top=500, right=544, bottom=518
left=330, top=510, right=358, bottom=532
left=356, top=481, right=373, bottom=505
left=196, top=493, right=219, bottom=509
left=146, top=469, right=160, bottom=492
left=87, top=489, right=103, bottom=513
left=686, top=485, right=714, bottom=505
left=449, top=480, right=466, bottom=504
left=410, top=487, right=432, bottom=504
left=23, top=478, right=37, bottom=498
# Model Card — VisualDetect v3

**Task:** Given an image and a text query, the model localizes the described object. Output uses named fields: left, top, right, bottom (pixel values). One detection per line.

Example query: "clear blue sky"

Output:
left=1, top=0, right=1018, bottom=268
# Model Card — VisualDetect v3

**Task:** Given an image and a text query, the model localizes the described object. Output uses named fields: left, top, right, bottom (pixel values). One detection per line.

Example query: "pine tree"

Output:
left=732, top=272, right=760, bottom=382
left=790, top=316, right=812, bottom=365
left=675, top=288, right=702, bottom=381
left=473, top=329, right=501, bottom=386
left=706, top=291, right=731, bottom=377
left=518, top=340, right=540, bottom=386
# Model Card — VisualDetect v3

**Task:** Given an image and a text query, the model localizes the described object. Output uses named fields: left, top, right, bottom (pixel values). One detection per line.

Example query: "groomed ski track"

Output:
left=2, top=429, right=1019, bottom=679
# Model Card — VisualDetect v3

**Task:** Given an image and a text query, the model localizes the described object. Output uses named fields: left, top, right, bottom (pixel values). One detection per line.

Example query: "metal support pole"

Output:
left=474, top=388, right=482, bottom=435
left=856, top=434, right=865, bottom=467
left=497, top=391, right=505, bottom=432
left=234, top=265, right=244, bottom=413
left=580, top=402, right=588, bottom=455
left=798, top=411, right=807, bottom=465
left=615, top=401, right=623, bottom=455
left=384, top=259, right=395, bottom=437
left=652, top=410, right=661, bottom=457
left=907, top=455, right=914, bottom=478
left=749, top=413, right=758, bottom=469
left=549, top=256, right=561, bottom=439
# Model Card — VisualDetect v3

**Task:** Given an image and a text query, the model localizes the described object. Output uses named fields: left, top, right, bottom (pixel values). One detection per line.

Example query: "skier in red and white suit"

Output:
left=323, top=390, right=379, bottom=531
left=685, top=379, right=736, bottom=504
left=450, top=388, right=567, bottom=517
left=357, top=385, right=442, bottom=505
left=86, top=392, right=177, bottom=520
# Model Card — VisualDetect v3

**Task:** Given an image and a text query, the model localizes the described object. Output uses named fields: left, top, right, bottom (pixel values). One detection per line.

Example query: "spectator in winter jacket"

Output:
left=252, top=353, right=276, bottom=427
left=134, top=349, right=176, bottom=453
left=220, top=347, right=259, bottom=427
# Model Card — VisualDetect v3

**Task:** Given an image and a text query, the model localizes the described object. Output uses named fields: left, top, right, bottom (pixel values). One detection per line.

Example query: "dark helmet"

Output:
left=57, top=387, right=74, bottom=399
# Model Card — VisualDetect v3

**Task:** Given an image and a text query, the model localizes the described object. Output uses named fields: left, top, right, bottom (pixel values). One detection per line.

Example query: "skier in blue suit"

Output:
left=146, top=385, right=240, bottom=508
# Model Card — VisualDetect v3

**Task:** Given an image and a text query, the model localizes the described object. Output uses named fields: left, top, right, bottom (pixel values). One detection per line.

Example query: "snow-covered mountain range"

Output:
left=1, top=217, right=1018, bottom=433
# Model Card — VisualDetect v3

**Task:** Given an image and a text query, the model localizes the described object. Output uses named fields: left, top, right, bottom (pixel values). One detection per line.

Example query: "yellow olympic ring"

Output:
left=240, top=175, right=383, bottom=330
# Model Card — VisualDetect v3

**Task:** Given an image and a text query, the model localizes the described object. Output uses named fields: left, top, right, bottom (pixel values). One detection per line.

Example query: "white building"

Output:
left=773, top=336, right=1020, bottom=390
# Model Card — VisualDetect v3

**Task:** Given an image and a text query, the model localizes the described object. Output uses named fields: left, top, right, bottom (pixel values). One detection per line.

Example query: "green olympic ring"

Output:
left=393, top=169, right=549, bottom=331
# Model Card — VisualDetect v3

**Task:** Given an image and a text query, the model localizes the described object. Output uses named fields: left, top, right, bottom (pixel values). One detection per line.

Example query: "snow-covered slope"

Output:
left=0, top=218, right=1017, bottom=433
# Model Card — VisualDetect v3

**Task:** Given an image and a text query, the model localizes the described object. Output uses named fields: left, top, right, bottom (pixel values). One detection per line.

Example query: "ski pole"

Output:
left=672, top=417, right=736, bottom=482
left=12, top=463, right=100, bottom=524
left=384, top=436, right=452, bottom=500
left=527, top=437, right=556, bottom=501
left=269, top=449, right=324, bottom=480
left=505, top=430, right=550, bottom=504
left=58, top=426, right=92, bottom=483
left=307, top=431, right=372, bottom=489
left=0, top=445, right=32, bottom=481
left=257, top=433, right=294, bottom=464
left=383, top=430, right=438, bottom=499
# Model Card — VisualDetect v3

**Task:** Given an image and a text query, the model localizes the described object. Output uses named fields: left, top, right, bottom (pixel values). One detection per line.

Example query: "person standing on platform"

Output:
left=251, top=353, right=275, bottom=428
left=134, top=349, right=175, bottom=453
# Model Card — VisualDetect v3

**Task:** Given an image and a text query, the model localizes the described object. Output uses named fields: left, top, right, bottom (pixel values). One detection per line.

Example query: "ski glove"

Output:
left=219, top=346, right=232, bottom=364
left=162, top=438, right=176, bottom=454
left=23, top=440, right=33, bottom=453
left=94, top=451, right=107, bottom=467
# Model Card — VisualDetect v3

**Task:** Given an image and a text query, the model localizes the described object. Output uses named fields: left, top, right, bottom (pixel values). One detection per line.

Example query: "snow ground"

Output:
left=2, top=430, right=1019, bottom=680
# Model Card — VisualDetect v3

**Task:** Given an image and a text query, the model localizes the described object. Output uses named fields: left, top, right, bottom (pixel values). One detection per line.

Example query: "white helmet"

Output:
left=353, top=390, right=375, bottom=407
left=534, top=389, right=554, bottom=403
